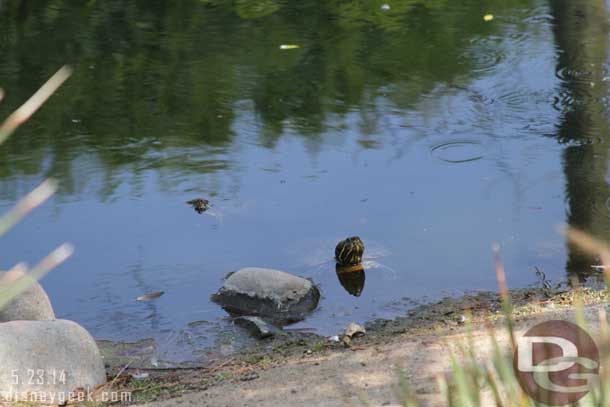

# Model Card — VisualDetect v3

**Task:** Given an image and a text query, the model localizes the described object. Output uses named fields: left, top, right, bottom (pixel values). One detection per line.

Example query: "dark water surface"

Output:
left=1, top=0, right=609, bottom=364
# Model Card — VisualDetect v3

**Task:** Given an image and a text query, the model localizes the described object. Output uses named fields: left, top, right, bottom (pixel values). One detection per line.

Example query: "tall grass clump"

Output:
left=0, top=66, right=73, bottom=309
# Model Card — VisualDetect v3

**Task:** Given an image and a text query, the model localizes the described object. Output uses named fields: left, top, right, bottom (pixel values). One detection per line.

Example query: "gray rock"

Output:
left=0, top=319, right=106, bottom=403
left=0, top=269, right=55, bottom=322
left=212, top=267, right=320, bottom=323
left=234, top=316, right=284, bottom=339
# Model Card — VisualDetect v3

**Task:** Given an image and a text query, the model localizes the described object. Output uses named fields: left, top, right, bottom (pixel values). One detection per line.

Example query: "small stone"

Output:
left=342, top=336, right=352, bottom=348
left=239, top=371, right=259, bottom=381
left=132, top=372, right=149, bottom=380
left=234, top=316, right=283, bottom=339
left=344, top=322, right=366, bottom=338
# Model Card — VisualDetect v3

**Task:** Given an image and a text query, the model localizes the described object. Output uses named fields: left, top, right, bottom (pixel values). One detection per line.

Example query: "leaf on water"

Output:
left=483, top=14, right=494, bottom=21
left=279, top=44, right=300, bottom=50
left=137, top=291, right=164, bottom=301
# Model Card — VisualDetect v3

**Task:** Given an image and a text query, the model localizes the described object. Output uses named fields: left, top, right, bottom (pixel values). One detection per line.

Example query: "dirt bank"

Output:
left=100, top=286, right=610, bottom=406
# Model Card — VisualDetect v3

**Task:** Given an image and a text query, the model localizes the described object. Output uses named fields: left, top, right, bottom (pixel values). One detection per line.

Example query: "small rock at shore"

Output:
left=345, top=322, right=366, bottom=338
left=0, top=269, right=55, bottom=322
left=342, top=322, right=366, bottom=348
left=212, top=267, right=320, bottom=323
left=0, top=319, right=106, bottom=403
left=234, top=316, right=283, bottom=339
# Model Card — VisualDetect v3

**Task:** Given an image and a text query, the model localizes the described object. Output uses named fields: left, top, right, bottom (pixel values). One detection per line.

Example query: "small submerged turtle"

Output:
left=335, top=236, right=365, bottom=266
left=186, top=198, right=210, bottom=214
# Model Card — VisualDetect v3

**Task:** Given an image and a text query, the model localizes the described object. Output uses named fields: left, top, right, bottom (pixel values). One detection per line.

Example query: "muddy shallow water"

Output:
left=0, top=0, right=609, bottom=364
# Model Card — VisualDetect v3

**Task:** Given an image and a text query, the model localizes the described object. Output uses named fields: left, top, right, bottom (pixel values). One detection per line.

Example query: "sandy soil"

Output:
left=130, top=288, right=609, bottom=407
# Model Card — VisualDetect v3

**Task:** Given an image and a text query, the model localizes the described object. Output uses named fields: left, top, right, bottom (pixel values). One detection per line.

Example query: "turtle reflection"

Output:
left=335, top=264, right=366, bottom=297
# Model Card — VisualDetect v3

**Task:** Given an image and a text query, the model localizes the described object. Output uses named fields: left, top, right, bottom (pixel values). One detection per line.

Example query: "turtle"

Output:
left=335, top=236, right=365, bottom=266
left=186, top=198, right=210, bottom=214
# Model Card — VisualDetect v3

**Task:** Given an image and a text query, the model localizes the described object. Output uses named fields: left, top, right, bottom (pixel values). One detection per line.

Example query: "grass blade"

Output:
left=0, top=244, right=73, bottom=310
left=0, top=179, right=57, bottom=237
left=0, top=66, right=72, bottom=146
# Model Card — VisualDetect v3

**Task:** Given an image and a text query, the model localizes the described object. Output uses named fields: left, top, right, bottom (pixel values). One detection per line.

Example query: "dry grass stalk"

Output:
left=0, top=178, right=58, bottom=237
left=0, top=244, right=73, bottom=310
left=0, top=66, right=72, bottom=310
left=0, top=66, right=72, bottom=146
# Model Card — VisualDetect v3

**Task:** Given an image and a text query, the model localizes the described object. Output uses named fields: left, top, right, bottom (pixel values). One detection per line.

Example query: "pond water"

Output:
left=1, top=0, right=609, bottom=364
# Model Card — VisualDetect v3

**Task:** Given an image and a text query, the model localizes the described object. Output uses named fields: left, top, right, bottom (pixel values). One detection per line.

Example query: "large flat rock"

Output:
left=212, top=267, right=320, bottom=323
left=0, top=319, right=106, bottom=403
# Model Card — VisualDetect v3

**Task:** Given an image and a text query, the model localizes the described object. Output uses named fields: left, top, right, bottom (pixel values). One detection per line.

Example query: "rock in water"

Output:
left=234, top=316, right=284, bottom=339
left=0, top=268, right=55, bottom=322
left=0, top=319, right=106, bottom=403
left=212, top=267, right=320, bottom=323
left=335, top=236, right=365, bottom=266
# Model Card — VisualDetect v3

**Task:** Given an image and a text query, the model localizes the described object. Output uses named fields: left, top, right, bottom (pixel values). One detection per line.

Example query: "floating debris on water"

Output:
left=279, top=44, right=300, bottom=50
left=381, top=4, right=391, bottom=10
left=483, top=14, right=494, bottom=21
left=137, top=291, right=165, bottom=301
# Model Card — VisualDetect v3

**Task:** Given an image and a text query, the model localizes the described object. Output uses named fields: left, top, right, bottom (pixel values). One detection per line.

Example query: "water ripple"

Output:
left=430, top=140, right=485, bottom=163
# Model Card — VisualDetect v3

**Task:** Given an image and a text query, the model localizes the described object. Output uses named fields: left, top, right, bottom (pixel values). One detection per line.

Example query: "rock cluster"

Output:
left=0, top=269, right=106, bottom=403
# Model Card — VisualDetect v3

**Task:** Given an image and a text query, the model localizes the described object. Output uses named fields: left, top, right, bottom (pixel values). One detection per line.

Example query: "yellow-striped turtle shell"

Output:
left=335, top=236, right=364, bottom=266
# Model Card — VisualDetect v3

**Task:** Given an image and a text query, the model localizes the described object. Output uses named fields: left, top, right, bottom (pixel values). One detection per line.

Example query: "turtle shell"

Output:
left=335, top=236, right=364, bottom=266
